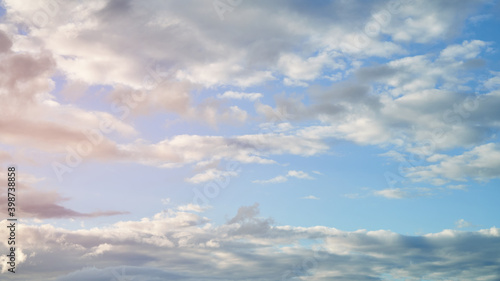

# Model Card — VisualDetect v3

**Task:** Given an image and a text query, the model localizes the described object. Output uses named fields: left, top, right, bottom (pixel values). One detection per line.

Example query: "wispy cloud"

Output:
left=216, top=91, right=263, bottom=101
left=455, top=219, right=479, bottom=229
left=253, top=170, right=314, bottom=184
left=374, top=187, right=433, bottom=199
left=301, top=195, right=319, bottom=200
left=185, top=168, right=239, bottom=184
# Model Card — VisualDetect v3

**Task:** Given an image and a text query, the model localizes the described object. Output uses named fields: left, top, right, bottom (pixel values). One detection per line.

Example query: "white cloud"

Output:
left=177, top=204, right=211, bottom=213
left=287, top=170, right=313, bottom=179
left=252, top=175, right=288, bottom=184
left=185, top=168, right=239, bottom=184
left=302, top=195, right=319, bottom=200
left=484, top=71, right=500, bottom=90
left=439, top=40, right=489, bottom=60
left=374, top=187, right=433, bottom=199
left=382, top=0, right=484, bottom=43
left=455, top=219, right=474, bottom=229
left=253, top=170, right=314, bottom=184
left=82, top=243, right=112, bottom=258
left=277, top=51, right=345, bottom=86
left=216, top=91, right=263, bottom=101
left=407, top=143, right=500, bottom=184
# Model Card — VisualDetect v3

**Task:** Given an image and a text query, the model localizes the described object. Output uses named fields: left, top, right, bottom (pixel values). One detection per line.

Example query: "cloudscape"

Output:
left=1, top=0, right=500, bottom=280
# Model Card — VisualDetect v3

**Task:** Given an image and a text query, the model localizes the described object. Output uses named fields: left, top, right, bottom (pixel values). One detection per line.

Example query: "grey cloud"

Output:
left=0, top=0, right=428, bottom=91
left=462, top=58, right=486, bottom=69
left=356, top=64, right=399, bottom=81
left=227, top=203, right=261, bottom=224
left=0, top=30, right=12, bottom=53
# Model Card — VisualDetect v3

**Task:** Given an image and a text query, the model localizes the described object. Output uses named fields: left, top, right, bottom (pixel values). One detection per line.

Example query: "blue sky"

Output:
left=1, top=0, right=500, bottom=280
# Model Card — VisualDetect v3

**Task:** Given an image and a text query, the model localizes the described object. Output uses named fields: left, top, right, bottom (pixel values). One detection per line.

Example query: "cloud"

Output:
left=439, top=40, right=489, bottom=60
left=253, top=170, right=314, bottom=184
left=407, top=143, right=500, bottom=184
left=0, top=29, right=139, bottom=168
left=0, top=150, right=12, bottom=164
left=374, top=187, right=433, bottom=199
left=381, top=0, right=484, bottom=43
left=177, top=204, right=211, bottom=213
left=302, top=195, right=319, bottom=200
left=0, top=1, right=495, bottom=191
left=185, top=168, right=239, bottom=184
left=252, top=175, right=288, bottom=184
left=278, top=51, right=345, bottom=86
left=287, top=170, right=314, bottom=179
left=118, top=134, right=328, bottom=168
left=291, top=39, right=494, bottom=154
left=0, top=204, right=499, bottom=280
left=455, top=219, right=475, bottom=229
left=216, top=91, right=263, bottom=101
left=82, top=243, right=112, bottom=258
left=2, top=0, right=458, bottom=94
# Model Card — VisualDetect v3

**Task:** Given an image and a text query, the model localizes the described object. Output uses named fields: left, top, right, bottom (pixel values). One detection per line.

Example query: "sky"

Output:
left=0, top=0, right=500, bottom=280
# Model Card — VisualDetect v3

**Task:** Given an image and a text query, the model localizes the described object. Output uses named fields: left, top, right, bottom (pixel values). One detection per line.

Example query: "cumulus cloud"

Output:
left=381, top=0, right=484, bottom=43
left=2, top=0, right=460, bottom=93
left=1, top=0, right=495, bottom=189
left=0, top=1, right=498, bottom=279
left=407, top=143, right=500, bottom=184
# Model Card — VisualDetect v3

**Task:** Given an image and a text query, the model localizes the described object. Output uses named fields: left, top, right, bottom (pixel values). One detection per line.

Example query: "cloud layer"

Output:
left=1, top=204, right=498, bottom=280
